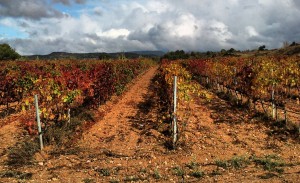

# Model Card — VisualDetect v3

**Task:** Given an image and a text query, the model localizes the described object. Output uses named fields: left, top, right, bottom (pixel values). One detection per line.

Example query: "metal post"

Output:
left=67, top=108, right=71, bottom=124
left=173, top=76, right=178, bottom=148
left=271, top=86, right=275, bottom=119
left=34, top=95, right=44, bottom=150
left=271, top=69, right=276, bottom=119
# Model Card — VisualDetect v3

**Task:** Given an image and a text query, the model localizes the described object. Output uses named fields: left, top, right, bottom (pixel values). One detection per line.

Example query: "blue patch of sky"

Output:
left=0, top=25, right=28, bottom=39
left=49, top=0, right=135, bottom=18
left=52, top=3, right=81, bottom=18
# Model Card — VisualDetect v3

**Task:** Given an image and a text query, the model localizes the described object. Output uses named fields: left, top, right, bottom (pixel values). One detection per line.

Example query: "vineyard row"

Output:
left=0, top=59, right=154, bottom=131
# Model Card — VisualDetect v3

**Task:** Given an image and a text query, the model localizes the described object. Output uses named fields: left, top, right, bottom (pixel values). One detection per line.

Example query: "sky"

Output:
left=0, top=0, right=300, bottom=55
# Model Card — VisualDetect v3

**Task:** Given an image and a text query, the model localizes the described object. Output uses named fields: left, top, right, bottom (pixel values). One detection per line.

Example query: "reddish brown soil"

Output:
left=0, top=66, right=300, bottom=182
left=77, top=66, right=160, bottom=153
left=0, top=121, right=25, bottom=162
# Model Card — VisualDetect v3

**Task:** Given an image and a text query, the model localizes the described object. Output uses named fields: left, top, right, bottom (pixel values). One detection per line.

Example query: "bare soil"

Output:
left=0, top=66, right=300, bottom=183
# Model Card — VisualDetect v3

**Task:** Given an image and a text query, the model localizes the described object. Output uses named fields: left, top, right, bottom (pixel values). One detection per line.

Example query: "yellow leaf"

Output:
left=22, top=105, right=25, bottom=111
left=49, top=114, right=55, bottom=120
left=46, top=95, right=52, bottom=101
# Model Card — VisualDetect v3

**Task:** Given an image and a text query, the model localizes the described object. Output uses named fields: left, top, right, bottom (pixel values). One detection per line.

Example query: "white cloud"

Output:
left=0, top=0, right=300, bottom=54
left=209, top=20, right=233, bottom=43
left=246, top=26, right=259, bottom=37
left=168, top=14, right=199, bottom=37
left=97, top=29, right=130, bottom=39
left=145, top=1, right=170, bottom=13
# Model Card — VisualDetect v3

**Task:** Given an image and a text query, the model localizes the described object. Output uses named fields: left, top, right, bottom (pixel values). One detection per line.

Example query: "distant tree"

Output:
left=258, top=45, right=266, bottom=51
left=99, top=53, right=110, bottom=60
left=162, top=50, right=189, bottom=60
left=228, top=48, right=236, bottom=53
left=221, top=48, right=236, bottom=56
left=290, top=41, right=297, bottom=46
left=190, top=51, right=196, bottom=57
left=220, top=49, right=226, bottom=54
left=0, top=43, right=20, bottom=60
left=205, top=51, right=217, bottom=58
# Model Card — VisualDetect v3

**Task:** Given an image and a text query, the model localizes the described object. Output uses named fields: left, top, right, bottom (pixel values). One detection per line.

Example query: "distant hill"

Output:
left=25, top=51, right=165, bottom=60
left=23, top=43, right=300, bottom=61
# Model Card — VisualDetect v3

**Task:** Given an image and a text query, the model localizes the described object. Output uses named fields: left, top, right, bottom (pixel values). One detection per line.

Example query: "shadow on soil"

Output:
left=127, top=74, right=171, bottom=147
left=201, top=89, right=300, bottom=142
left=0, top=107, right=16, bottom=119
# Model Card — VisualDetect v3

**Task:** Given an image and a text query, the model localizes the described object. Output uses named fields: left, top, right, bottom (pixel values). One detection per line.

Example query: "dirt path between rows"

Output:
left=77, top=66, right=160, bottom=155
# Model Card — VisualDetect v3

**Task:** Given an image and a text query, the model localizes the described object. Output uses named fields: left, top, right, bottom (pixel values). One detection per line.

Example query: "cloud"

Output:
left=293, top=0, right=300, bottom=9
left=93, top=7, right=103, bottom=16
left=97, top=29, right=130, bottom=39
left=52, top=0, right=70, bottom=5
left=0, top=0, right=63, bottom=19
left=52, top=0, right=86, bottom=6
left=1, top=0, right=300, bottom=55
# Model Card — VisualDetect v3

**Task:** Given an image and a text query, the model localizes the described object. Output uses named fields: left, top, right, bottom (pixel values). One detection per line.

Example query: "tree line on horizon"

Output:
left=1, top=42, right=299, bottom=61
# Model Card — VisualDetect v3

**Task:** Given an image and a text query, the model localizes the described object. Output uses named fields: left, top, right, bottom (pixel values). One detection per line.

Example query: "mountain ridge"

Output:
left=25, top=51, right=165, bottom=60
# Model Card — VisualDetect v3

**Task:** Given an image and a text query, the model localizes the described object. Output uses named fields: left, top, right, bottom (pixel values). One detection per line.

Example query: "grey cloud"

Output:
left=94, top=8, right=103, bottom=16
left=4, top=33, right=156, bottom=55
left=128, top=22, right=225, bottom=52
left=5, top=38, right=87, bottom=55
left=18, top=21, right=30, bottom=28
left=243, top=5, right=256, bottom=10
left=2, top=0, right=300, bottom=55
left=293, top=0, right=300, bottom=9
left=75, top=0, right=86, bottom=4
left=0, top=0, right=63, bottom=19
left=52, top=0, right=86, bottom=5
left=52, top=0, right=71, bottom=5
left=126, top=0, right=300, bottom=51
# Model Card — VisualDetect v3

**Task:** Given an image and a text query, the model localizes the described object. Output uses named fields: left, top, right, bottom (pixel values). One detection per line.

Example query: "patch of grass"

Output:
left=210, top=169, right=222, bottom=176
left=186, top=160, right=200, bottom=170
left=172, top=166, right=185, bottom=177
left=215, top=160, right=230, bottom=169
left=153, top=169, right=161, bottom=180
left=230, top=156, right=250, bottom=169
left=139, top=168, right=147, bottom=174
left=190, top=170, right=205, bottom=178
left=215, top=156, right=250, bottom=170
left=96, top=168, right=111, bottom=176
left=0, top=170, right=33, bottom=180
left=6, top=138, right=40, bottom=167
left=252, top=155, right=285, bottom=173
left=83, top=178, right=96, bottom=183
